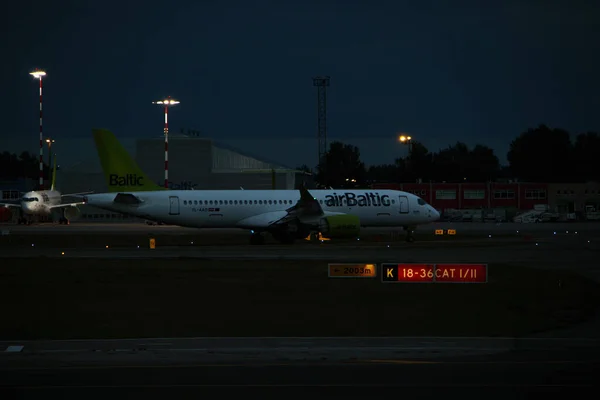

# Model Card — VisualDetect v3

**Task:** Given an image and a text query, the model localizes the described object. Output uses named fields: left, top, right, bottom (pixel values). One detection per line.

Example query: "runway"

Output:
left=2, top=336, right=599, bottom=366
left=1, top=341, right=599, bottom=390
left=2, top=221, right=600, bottom=235
left=1, top=239, right=598, bottom=270
left=1, top=336, right=599, bottom=390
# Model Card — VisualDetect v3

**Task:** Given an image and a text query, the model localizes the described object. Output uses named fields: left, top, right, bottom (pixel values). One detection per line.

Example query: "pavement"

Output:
left=1, top=344, right=598, bottom=390
left=1, top=221, right=599, bottom=235
left=0, top=237, right=597, bottom=269
left=2, top=337, right=599, bottom=367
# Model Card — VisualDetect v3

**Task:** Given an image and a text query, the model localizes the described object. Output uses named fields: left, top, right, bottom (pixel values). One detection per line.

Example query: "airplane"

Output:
left=81, top=128, right=440, bottom=244
left=0, top=156, right=92, bottom=225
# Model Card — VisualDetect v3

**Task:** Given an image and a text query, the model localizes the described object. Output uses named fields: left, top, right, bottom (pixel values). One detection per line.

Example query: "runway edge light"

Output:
left=149, top=238, right=156, bottom=249
left=435, top=229, right=444, bottom=235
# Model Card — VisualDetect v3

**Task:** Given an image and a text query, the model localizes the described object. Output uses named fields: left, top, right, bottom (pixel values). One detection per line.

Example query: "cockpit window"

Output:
left=22, top=197, right=38, bottom=202
left=417, top=198, right=426, bottom=206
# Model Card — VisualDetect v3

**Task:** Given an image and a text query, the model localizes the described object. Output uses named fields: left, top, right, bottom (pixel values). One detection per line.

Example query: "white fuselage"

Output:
left=85, top=189, right=440, bottom=229
left=20, top=190, right=62, bottom=216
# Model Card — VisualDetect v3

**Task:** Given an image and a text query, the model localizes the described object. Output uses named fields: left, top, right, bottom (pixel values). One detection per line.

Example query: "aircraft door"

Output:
left=169, top=196, right=180, bottom=215
left=398, top=195, right=409, bottom=214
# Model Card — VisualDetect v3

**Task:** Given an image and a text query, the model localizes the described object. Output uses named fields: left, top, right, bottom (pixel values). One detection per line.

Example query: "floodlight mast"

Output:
left=152, top=97, right=180, bottom=189
left=30, top=69, right=47, bottom=190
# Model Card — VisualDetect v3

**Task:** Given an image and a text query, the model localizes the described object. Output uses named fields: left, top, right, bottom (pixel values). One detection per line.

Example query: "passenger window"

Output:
left=184, top=200, right=187, bottom=205
left=209, top=200, right=213, bottom=204
left=194, top=200, right=198, bottom=205
left=254, top=200, right=257, bottom=204
left=391, top=199, right=395, bottom=204
left=234, top=200, right=238, bottom=204
left=229, top=200, right=233, bottom=204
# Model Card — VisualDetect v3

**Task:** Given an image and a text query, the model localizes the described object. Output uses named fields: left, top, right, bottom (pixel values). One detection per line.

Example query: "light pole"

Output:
left=398, top=134, right=413, bottom=178
left=45, top=138, right=55, bottom=171
left=30, top=69, right=46, bottom=190
left=152, top=96, right=180, bottom=189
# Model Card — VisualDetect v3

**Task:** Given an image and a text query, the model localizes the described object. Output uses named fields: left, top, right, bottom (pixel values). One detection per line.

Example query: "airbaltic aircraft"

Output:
left=82, top=129, right=440, bottom=244
left=0, top=157, right=91, bottom=225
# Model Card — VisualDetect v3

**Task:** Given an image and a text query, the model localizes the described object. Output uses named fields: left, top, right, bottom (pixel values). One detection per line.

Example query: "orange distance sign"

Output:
left=328, top=263, right=377, bottom=278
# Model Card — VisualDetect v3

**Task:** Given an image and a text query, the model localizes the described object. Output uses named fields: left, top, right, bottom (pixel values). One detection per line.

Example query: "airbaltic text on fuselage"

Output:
left=325, top=192, right=391, bottom=207
left=109, top=174, right=143, bottom=186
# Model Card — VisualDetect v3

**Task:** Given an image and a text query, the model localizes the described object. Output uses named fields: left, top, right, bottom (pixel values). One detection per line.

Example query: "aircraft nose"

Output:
left=430, top=207, right=440, bottom=221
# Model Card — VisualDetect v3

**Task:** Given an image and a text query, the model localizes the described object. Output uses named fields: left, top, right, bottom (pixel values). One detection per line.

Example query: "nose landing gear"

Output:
left=404, top=226, right=416, bottom=242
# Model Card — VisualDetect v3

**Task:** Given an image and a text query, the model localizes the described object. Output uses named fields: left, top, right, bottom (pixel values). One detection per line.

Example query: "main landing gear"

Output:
left=404, top=226, right=416, bottom=242
left=17, top=217, right=31, bottom=225
left=58, top=217, right=70, bottom=225
left=249, top=230, right=297, bottom=245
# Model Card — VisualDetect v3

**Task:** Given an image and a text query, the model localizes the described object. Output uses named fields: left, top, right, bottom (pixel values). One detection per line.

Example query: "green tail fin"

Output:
left=50, top=155, right=57, bottom=191
left=92, top=128, right=165, bottom=192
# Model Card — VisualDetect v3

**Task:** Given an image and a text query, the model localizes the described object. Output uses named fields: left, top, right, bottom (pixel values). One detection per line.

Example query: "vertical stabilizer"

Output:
left=92, top=128, right=165, bottom=192
left=50, top=155, right=57, bottom=191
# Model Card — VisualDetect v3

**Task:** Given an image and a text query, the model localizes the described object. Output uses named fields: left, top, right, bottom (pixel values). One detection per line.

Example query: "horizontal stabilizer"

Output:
left=0, top=203, right=21, bottom=209
left=113, top=193, right=142, bottom=205
left=49, top=202, right=86, bottom=209
left=62, top=191, right=94, bottom=197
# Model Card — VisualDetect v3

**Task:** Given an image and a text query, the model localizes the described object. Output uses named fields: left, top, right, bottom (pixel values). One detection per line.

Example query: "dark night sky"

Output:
left=2, top=0, right=599, bottom=168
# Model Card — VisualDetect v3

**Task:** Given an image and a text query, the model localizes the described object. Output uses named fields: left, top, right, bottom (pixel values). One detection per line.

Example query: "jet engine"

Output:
left=318, top=215, right=360, bottom=238
left=63, top=206, right=81, bottom=221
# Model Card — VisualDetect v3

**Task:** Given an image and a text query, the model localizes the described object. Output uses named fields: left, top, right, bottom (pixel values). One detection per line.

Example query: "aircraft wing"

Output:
left=49, top=202, right=86, bottom=209
left=0, top=203, right=21, bottom=209
left=235, top=185, right=326, bottom=230
left=269, top=185, right=326, bottom=227
left=62, top=191, right=94, bottom=197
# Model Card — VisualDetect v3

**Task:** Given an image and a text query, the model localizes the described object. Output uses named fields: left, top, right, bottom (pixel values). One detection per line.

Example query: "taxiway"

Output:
left=1, top=221, right=599, bottom=235
left=1, top=337, right=599, bottom=390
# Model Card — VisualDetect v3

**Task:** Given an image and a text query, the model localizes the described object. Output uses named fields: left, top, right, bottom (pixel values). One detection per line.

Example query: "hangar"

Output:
left=55, top=134, right=313, bottom=220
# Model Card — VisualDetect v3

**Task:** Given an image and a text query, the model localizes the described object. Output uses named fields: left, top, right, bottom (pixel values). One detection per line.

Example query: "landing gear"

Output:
left=249, top=231, right=265, bottom=245
left=17, top=217, right=29, bottom=225
left=271, top=230, right=296, bottom=244
left=58, top=217, right=70, bottom=225
left=278, top=234, right=295, bottom=245
left=404, top=226, right=416, bottom=242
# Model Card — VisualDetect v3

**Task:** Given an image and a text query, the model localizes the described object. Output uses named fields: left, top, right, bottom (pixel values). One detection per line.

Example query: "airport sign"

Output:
left=328, top=263, right=377, bottom=278
left=381, top=263, right=487, bottom=283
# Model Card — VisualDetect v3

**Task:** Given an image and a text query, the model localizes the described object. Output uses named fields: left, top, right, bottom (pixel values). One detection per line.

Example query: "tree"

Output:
left=507, top=124, right=574, bottom=182
left=430, top=142, right=470, bottom=182
left=573, top=132, right=600, bottom=181
left=295, top=164, right=312, bottom=173
left=0, top=151, right=48, bottom=180
left=424, top=142, right=500, bottom=182
left=317, top=141, right=366, bottom=188
left=467, top=145, right=500, bottom=181
left=367, top=164, right=400, bottom=183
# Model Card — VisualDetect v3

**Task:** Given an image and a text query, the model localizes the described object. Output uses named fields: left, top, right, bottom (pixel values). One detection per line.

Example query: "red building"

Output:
left=371, top=182, right=549, bottom=211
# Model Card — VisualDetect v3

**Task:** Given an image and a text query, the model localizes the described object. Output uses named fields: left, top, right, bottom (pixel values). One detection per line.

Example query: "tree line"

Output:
left=0, top=151, right=52, bottom=180
left=2, top=124, right=599, bottom=186
left=299, top=125, right=600, bottom=188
